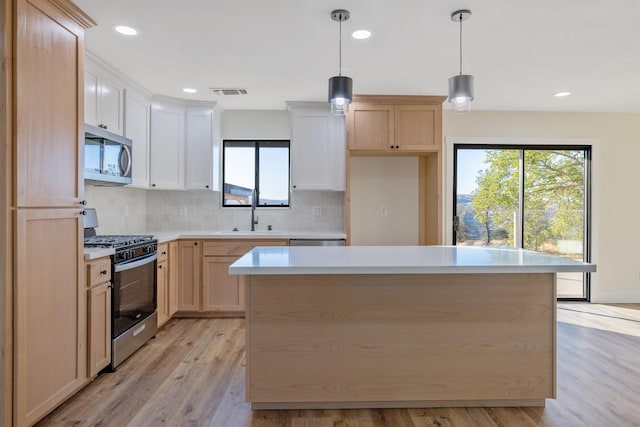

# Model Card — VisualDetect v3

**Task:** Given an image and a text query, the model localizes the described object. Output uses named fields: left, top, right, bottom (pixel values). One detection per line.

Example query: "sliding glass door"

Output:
left=454, top=145, right=591, bottom=300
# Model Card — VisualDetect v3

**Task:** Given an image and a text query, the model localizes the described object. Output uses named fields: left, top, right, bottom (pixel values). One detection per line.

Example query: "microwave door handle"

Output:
left=119, top=145, right=132, bottom=177
left=114, top=254, right=157, bottom=273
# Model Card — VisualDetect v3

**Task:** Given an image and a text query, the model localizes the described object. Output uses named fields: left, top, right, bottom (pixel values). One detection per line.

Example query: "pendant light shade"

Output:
left=329, top=75, right=353, bottom=115
left=448, top=9, right=474, bottom=114
left=328, top=9, right=352, bottom=116
left=449, top=74, right=474, bottom=113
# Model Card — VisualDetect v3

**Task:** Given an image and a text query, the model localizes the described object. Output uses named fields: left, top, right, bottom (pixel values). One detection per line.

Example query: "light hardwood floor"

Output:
left=37, top=303, right=640, bottom=426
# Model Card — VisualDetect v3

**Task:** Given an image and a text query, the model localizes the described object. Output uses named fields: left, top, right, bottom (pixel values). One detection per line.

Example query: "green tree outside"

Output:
left=469, top=149, right=585, bottom=254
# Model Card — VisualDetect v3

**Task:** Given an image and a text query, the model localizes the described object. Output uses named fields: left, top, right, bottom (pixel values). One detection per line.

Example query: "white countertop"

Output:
left=83, top=247, right=115, bottom=261
left=83, top=231, right=345, bottom=259
left=148, top=231, right=346, bottom=244
left=228, top=245, right=597, bottom=275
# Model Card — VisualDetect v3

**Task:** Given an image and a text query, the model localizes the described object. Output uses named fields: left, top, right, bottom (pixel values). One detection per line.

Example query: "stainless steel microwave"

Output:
left=84, top=124, right=132, bottom=186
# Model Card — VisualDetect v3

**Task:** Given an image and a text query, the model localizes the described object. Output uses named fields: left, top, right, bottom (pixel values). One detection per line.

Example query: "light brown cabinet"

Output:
left=9, top=0, right=95, bottom=425
left=177, top=240, right=201, bottom=312
left=156, top=242, right=170, bottom=327
left=168, top=241, right=179, bottom=317
left=202, top=257, right=244, bottom=312
left=15, top=209, right=86, bottom=426
left=346, top=95, right=446, bottom=246
left=347, top=96, right=444, bottom=153
left=87, top=263, right=111, bottom=379
left=176, top=239, right=287, bottom=316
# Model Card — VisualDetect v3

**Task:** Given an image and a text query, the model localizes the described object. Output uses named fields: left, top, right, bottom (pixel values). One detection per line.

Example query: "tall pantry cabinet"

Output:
left=2, top=0, right=95, bottom=425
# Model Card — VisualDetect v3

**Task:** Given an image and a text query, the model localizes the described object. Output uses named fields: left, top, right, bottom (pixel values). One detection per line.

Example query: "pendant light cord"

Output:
left=338, top=18, right=343, bottom=76
left=458, top=13, right=463, bottom=75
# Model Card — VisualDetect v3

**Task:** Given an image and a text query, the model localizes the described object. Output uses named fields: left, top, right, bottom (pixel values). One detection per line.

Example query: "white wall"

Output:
left=442, top=110, right=640, bottom=302
left=350, top=157, right=419, bottom=245
left=221, top=110, right=290, bottom=139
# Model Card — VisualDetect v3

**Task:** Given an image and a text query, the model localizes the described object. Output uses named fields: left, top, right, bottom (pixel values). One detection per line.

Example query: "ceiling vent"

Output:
left=210, top=88, right=248, bottom=95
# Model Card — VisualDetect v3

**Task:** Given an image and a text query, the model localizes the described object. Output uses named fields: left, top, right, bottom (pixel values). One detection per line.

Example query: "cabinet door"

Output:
left=168, top=241, right=179, bottom=316
left=150, top=104, right=185, bottom=189
left=348, top=105, right=394, bottom=151
left=202, top=256, right=244, bottom=313
left=177, top=240, right=201, bottom=312
left=14, top=208, right=85, bottom=425
left=185, top=107, right=214, bottom=190
left=125, top=90, right=151, bottom=188
left=156, top=260, right=169, bottom=326
left=15, top=0, right=84, bottom=208
left=395, top=105, right=438, bottom=151
left=97, top=73, right=124, bottom=136
left=291, top=110, right=332, bottom=190
left=88, top=282, right=111, bottom=378
left=84, top=67, right=99, bottom=127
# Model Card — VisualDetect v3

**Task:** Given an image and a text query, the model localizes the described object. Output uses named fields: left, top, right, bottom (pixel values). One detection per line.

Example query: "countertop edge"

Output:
left=229, top=265, right=597, bottom=275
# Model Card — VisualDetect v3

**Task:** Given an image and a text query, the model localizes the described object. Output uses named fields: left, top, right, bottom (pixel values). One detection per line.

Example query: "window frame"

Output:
left=222, top=139, right=291, bottom=208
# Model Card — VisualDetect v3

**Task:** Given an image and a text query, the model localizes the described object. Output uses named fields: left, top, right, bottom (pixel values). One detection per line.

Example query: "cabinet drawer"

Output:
left=157, top=242, right=169, bottom=263
left=202, top=239, right=288, bottom=256
left=87, top=258, right=111, bottom=287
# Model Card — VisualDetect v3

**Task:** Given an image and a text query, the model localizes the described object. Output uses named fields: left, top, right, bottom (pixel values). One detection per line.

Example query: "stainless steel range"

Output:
left=84, top=210, right=158, bottom=369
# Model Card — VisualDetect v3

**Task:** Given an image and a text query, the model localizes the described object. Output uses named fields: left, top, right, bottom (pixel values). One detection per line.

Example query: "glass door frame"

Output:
left=452, top=143, right=592, bottom=302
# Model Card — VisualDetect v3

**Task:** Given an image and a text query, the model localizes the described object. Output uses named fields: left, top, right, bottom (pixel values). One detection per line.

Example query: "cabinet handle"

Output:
left=100, top=270, right=108, bottom=275
left=205, top=185, right=209, bottom=188
left=103, top=125, right=108, bottom=130
left=194, top=242, right=198, bottom=246
left=293, top=185, right=297, bottom=189
left=80, top=200, right=87, bottom=205
left=151, top=184, right=156, bottom=187
left=162, top=251, right=167, bottom=255
left=79, top=210, right=87, bottom=215
left=158, top=265, right=163, bottom=269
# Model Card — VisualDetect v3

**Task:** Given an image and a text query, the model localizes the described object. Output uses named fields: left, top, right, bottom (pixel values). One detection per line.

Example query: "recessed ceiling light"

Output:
left=351, top=30, right=371, bottom=40
left=554, top=91, right=571, bottom=97
left=114, top=25, right=138, bottom=36
left=182, top=88, right=197, bottom=94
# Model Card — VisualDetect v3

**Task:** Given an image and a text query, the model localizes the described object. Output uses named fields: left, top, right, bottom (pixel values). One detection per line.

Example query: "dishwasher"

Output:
left=289, top=238, right=346, bottom=246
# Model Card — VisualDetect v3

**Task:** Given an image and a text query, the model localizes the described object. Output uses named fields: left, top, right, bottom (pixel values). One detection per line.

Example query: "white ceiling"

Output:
left=75, top=0, right=640, bottom=112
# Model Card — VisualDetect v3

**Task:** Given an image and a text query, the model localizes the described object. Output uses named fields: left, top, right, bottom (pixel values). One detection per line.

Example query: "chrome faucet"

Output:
left=250, top=188, right=258, bottom=231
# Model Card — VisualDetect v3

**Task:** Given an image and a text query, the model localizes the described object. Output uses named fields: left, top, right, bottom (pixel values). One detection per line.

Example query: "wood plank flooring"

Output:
left=37, top=303, right=640, bottom=426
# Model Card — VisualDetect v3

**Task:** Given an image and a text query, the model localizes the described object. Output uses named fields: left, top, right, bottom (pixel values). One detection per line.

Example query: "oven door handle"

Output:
left=115, top=254, right=157, bottom=273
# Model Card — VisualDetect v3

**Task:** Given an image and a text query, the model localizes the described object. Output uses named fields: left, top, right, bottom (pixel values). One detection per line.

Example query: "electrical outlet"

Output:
left=380, top=206, right=388, bottom=216
left=179, top=205, right=187, bottom=216
left=122, top=205, right=129, bottom=217
left=312, top=206, right=322, bottom=216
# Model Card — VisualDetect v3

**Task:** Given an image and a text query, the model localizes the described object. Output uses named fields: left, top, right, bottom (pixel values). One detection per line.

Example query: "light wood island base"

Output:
left=245, top=273, right=556, bottom=409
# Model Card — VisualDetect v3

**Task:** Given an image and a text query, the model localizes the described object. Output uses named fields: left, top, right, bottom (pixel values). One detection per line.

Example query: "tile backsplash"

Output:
left=84, top=186, right=344, bottom=233
left=84, top=186, right=147, bottom=234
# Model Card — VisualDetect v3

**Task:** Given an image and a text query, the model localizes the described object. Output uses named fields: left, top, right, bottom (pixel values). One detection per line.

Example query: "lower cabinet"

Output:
left=88, top=282, right=111, bottom=377
left=177, top=239, right=288, bottom=316
left=86, top=256, right=112, bottom=378
left=168, top=241, right=179, bottom=316
left=156, top=242, right=170, bottom=327
left=177, top=240, right=201, bottom=312
left=202, top=256, right=244, bottom=312
left=14, top=209, right=86, bottom=426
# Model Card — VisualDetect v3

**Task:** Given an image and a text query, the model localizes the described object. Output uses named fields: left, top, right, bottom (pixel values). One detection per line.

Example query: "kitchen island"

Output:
left=229, top=246, right=596, bottom=409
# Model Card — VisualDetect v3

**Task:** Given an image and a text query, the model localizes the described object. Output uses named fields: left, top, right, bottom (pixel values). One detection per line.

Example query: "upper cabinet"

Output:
left=150, top=99, right=185, bottom=190
left=288, top=102, right=346, bottom=191
left=84, top=57, right=125, bottom=136
left=347, top=95, right=446, bottom=154
left=149, top=97, right=221, bottom=191
left=124, top=88, right=151, bottom=188
left=185, top=105, right=222, bottom=191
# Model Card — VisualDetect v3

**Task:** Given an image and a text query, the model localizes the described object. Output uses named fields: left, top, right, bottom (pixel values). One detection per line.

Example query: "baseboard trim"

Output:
left=251, top=399, right=547, bottom=410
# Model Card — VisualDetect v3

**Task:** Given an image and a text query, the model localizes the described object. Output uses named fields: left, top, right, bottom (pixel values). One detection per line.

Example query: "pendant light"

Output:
left=328, top=9, right=353, bottom=116
left=448, top=9, right=474, bottom=114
